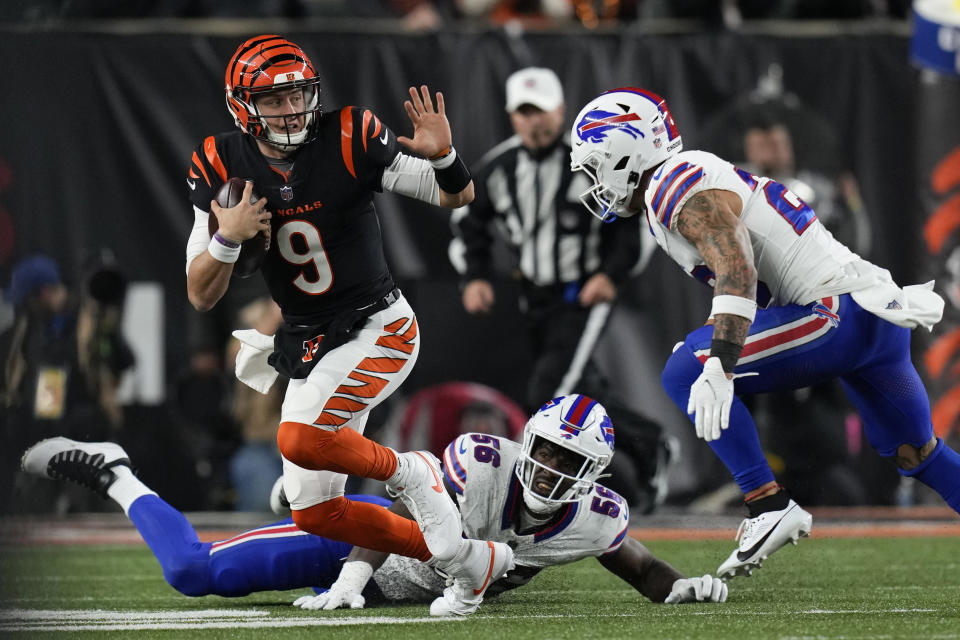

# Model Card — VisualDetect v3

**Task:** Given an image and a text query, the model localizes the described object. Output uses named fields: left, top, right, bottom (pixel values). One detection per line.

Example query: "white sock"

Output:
left=385, top=449, right=405, bottom=487
left=106, top=466, right=156, bottom=515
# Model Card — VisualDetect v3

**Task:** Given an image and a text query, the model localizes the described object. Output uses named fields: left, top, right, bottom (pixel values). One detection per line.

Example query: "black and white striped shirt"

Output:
left=451, top=135, right=639, bottom=288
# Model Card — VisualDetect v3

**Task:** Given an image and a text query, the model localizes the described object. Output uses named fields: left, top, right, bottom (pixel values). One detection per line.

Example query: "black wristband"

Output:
left=435, top=154, right=472, bottom=194
left=710, top=338, right=743, bottom=373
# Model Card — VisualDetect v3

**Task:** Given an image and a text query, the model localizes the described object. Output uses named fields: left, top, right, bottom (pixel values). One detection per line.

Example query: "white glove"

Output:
left=665, top=574, right=728, bottom=604
left=293, top=560, right=373, bottom=610
left=293, top=590, right=365, bottom=610
left=232, top=329, right=278, bottom=394
left=686, top=357, right=756, bottom=442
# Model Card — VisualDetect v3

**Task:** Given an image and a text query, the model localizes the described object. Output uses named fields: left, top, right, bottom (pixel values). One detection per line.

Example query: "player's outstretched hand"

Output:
left=293, top=588, right=365, bottom=610
left=293, top=560, right=374, bottom=611
left=665, top=574, right=728, bottom=604
left=397, top=85, right=453, bottom=159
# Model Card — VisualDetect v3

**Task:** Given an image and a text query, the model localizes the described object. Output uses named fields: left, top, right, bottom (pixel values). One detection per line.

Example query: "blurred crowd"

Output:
left=4, top=0, right=915, bottom=28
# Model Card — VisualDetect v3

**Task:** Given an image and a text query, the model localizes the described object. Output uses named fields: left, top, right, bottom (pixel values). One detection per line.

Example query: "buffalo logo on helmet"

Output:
left=576, top=110, right=644, bottom=144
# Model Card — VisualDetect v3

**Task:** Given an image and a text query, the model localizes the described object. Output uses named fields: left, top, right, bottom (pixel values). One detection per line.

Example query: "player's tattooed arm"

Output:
left=676, top=189, right=756, bottom=346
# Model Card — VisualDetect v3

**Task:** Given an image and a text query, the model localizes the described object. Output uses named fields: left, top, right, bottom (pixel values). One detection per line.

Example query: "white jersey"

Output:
left=369, top=432, right=630, bottom=603
left=644, top=150, right=877, bottom=307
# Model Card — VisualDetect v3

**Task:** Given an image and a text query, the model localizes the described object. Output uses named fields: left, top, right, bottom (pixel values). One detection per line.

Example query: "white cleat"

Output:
left=430, top=539, right=515, bottom=616
left=387, top=451, right=463, bottom=562
left=21, top=437, right=130, bottom=497
left=717, top=499, right=812, bottom=579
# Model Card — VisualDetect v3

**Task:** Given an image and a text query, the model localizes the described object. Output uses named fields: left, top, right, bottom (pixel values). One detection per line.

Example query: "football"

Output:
left=209, top=177, right=270, bottom=278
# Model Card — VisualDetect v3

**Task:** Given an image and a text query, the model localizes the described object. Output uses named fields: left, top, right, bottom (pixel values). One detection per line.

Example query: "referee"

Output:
left=450, top=67, right=640, bottom=413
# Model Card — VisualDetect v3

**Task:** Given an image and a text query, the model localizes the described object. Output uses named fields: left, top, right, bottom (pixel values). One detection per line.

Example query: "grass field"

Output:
left=2, top=536, right=959, bottom=639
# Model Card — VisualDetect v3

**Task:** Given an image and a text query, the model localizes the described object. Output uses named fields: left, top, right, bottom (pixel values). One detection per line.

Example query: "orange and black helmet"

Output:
left=224, top=35, right=322, bottom=148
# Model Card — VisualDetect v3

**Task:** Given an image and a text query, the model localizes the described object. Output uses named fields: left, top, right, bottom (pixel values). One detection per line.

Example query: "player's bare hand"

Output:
left=579, top=273, right=616, bottom=306
left=210, top=181, right=270, bottom=243
left=396, top=85, right=453, bottom=159
left=463, top=279, right=494, bottom=314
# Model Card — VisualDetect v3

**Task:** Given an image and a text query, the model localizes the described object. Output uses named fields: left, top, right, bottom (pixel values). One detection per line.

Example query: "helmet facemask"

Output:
left=571, top=147, right=640, bottom=223
left=228, top=79, right=321, bottom=151
left=518, top=435, right=597, bottom=504
left=515, top=395, right=614, bottom=514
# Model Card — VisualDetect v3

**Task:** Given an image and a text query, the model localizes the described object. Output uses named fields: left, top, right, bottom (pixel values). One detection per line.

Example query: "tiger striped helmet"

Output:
left=224, top=35, right=322, bottom=149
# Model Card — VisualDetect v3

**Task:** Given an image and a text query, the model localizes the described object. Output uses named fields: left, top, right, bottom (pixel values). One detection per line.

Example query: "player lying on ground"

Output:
left=288, top=393, right=726, bottom=613
left=21, top=394, right=726, bottom=614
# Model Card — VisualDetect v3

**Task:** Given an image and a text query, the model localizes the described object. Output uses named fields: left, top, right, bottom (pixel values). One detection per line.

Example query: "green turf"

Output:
left=1, top=538, right=959, bottom=639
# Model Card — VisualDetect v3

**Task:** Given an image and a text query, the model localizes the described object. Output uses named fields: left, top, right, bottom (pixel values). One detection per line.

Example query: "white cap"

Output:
left=505, top=67, right=564, bottom=113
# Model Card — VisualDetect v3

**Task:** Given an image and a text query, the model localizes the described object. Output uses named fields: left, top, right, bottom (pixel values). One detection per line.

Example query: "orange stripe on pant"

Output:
left=277, top=421, right=431, bottom=560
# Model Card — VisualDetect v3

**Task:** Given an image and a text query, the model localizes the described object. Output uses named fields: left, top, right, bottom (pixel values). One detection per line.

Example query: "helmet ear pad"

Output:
left=225, top=92, right=254, bottom=135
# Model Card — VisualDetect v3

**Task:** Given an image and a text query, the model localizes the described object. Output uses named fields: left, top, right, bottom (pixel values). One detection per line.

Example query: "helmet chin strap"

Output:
left=521, top=488, right=562, bottom=516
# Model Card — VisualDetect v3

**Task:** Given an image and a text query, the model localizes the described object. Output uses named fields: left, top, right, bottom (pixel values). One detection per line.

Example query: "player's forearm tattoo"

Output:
left=677, top=191, right=756, bottom=346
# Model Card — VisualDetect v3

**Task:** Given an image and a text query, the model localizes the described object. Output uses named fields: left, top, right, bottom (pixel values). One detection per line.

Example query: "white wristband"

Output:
left=429, top=147, right=457, bottom=170
left=710, top=295, right=757, bottom=321
left=334, top=560, right=375, bottom=592
left=208, top=235, right=241, bottom=264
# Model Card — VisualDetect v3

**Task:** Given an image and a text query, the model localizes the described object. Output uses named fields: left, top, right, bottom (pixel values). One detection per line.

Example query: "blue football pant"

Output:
left=661, top=294, right=960, bottom=512
left=126, top=493, right=390, bottom=597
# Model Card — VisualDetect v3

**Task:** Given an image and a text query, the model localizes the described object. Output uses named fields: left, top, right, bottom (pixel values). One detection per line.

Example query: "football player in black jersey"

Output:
left=184, top=35, right=514, bottom=613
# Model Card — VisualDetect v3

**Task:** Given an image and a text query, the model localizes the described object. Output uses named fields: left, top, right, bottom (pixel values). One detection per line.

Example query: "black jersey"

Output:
left=187, top=107, right=401, bottom=324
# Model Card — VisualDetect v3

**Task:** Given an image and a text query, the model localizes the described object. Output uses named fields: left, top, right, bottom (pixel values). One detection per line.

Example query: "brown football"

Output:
left=209, top=177, right=270, bottom=278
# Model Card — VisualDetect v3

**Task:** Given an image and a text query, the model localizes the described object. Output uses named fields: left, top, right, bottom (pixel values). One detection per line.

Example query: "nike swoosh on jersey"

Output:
left=735, top=504, right=797, bottom=561
left=412, top=451, right=444, bottom=493
left=379, top=132, right=388, bottom=145
left=458, top=441, right=468, bottom=455
left=187, top=179, right=196, bottom=190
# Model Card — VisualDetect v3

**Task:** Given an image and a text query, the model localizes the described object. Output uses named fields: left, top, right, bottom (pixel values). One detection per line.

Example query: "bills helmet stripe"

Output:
left=603, top=87, right=680, bottom=140
left=564, top=395, right=598, bottom=428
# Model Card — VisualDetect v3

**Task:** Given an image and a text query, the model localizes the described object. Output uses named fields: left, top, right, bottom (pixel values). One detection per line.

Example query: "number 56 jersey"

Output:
left=442, top=433, right=630, bottom=568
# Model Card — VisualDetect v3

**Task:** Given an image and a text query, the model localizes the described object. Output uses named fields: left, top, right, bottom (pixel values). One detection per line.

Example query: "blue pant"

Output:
left=661, top=294, right=960, bottom=509
left=128, top=493, right=390, bottom=597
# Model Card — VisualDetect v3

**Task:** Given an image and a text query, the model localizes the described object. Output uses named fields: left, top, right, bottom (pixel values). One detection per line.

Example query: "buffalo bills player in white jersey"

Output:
left=295, top=394, right=727, bottom=615
left=569, top=87, right=960, bottom=579
left=20, top=397, right=727, bottom=614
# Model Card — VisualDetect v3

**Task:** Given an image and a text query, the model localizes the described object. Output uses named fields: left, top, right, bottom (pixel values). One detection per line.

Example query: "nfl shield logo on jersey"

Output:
left=280, top=185, right=294, bottom=201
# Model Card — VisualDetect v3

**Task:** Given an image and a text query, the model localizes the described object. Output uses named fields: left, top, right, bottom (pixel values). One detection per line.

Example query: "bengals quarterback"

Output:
left=182, top=35, right=513, bottom=616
